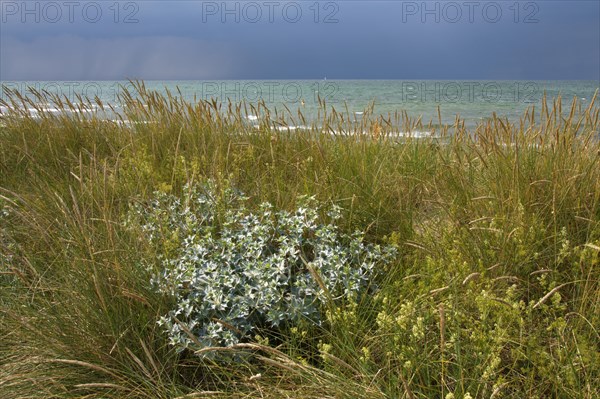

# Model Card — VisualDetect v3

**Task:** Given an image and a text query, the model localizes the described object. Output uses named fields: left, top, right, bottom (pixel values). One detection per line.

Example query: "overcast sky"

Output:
left=1, top=1, right=599, bottom=80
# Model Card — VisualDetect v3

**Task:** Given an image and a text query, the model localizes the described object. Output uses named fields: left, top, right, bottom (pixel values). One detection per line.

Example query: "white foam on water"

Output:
left=39, top=108, right=62, bottom=114
left=109, top=120, right=157, bottom=126
left=273, top=125, right=312, bottom=131
left=322, top=129, right=437, bottom=139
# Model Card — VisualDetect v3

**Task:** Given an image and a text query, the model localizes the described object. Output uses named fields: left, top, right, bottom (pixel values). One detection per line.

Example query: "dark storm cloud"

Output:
left=0, top=1, right=598, bottom=80
left=1, top=35, right=238, bottom=80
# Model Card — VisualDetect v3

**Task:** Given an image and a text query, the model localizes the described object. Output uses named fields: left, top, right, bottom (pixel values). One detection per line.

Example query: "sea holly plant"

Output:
left=128, top=181, right=396, bottom=351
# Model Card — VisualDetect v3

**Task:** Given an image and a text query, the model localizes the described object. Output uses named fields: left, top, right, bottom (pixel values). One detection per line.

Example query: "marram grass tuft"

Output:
left=0, top=83, right=599, bottom=398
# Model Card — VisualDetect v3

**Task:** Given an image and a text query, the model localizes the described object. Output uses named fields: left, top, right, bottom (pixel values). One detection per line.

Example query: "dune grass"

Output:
left=0, top=83, right=599, bottom=398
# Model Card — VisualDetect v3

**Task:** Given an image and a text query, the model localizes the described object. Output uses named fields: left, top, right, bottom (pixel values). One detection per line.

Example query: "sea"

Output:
left=1, top=80, right=599, bottom=130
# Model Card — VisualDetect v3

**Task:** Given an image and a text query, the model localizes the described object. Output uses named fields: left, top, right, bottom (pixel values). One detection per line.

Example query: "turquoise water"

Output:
left=2, top=80, right=598, bottom=127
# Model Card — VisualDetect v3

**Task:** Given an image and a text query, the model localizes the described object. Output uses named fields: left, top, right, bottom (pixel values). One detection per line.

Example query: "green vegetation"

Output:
left=1, top=83, right=599, bottom=398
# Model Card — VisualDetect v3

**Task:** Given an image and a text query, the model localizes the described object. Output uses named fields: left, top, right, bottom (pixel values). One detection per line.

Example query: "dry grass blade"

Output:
left=462, top=272, right=481, bottom=285
left=49, top=359, right=121, bottom=380
left=73, top=383, right=130, bottom=391
left=125, top=347, right=153, bottom=381
left=398, top=372, right=415, bottom=399
left=533, top=282, right=580, bottom=309
left=584, top=243, right=600, bottom=252
left=173, top=392, right=225, bottom=398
